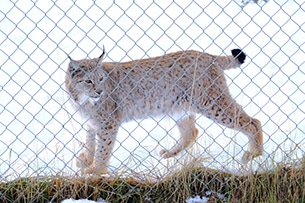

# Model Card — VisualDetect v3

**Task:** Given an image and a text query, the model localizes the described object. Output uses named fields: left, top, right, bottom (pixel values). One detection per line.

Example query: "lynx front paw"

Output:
left=241, top=150, right=263, bottom=164
left=76, top=152, right=93, bottom=168
left=85, top=165, right=109, bottom=175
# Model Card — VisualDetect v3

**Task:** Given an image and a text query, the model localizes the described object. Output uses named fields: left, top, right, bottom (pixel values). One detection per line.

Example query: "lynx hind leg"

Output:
left=76, top=126, right=96, bottom=169
left=202, top=97, right=263, bottom=164
left=240, top=117, right=263, bottom=164
left=85, top=121, right=119, bottom=175
left=160, top=115, right=199, bottom=158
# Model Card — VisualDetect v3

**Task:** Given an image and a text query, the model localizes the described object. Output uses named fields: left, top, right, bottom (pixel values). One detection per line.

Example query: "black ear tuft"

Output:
left=231, top=49, right=246, bottom=64
left=99, top=45, right=106, bottom=59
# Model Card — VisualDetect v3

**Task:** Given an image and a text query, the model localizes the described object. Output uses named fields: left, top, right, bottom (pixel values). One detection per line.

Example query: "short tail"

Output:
left=231, top=49, right=246, bottom=64
left=214, top=48, right=247, bottom=70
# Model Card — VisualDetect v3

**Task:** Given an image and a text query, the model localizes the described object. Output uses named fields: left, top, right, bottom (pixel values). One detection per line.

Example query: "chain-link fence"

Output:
left=0, top=0, right=305, bottom=202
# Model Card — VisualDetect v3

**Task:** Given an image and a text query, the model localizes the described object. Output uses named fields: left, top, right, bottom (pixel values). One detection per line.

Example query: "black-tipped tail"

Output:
left=231, top=49, right=246, bottom=64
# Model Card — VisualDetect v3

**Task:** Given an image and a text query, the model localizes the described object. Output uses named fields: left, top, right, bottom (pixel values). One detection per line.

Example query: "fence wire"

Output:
left=0, top=0, right=305, bottom=202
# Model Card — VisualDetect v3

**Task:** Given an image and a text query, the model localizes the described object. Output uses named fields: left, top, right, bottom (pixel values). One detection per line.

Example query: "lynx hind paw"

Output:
left=159, top=149, right=177, bottom=159
left=231, top=49, right=246, bottom=64
left=76, top=152, right=93, bottom=168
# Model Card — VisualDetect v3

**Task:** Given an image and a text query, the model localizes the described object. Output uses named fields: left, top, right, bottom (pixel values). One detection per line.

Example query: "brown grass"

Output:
left=1, top=161, right=305, bottom=203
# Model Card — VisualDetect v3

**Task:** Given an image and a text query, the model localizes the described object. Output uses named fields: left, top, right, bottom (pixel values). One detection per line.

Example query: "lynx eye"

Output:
left=85, top=80, right=93, bottom=84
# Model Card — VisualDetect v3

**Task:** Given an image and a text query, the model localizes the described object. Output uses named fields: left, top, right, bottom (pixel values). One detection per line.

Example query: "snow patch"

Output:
left=186, top=191, right=227, bottom=203
left=60, top=198, right=108, bottom=203
left=186, top=195, right=209, bottom=203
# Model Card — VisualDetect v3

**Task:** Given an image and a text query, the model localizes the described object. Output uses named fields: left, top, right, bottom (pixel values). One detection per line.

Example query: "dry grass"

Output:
left=1, top=159, right=305, bottom=203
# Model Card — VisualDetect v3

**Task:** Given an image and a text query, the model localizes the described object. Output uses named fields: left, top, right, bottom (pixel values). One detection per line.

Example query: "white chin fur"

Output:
left=89, top=97, right=99, bottom=104
left=78, top=93, right=89, bottom=105
left=78, top=93, right=99, bottom=105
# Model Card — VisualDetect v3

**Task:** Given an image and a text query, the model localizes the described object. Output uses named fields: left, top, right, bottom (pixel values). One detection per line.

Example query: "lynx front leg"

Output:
left=76, top=126, right=96, bottom=169
left=160, top=115, right=198, bottom=158
left=85, top=121, right=119, bottom=175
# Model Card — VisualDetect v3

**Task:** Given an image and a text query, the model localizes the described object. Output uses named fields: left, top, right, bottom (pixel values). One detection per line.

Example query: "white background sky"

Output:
left=0, top=0, right=305, bottom=179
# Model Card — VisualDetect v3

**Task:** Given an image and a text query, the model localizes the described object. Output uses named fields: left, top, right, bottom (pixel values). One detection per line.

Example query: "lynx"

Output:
left=65, top=48, right=263, bottom=175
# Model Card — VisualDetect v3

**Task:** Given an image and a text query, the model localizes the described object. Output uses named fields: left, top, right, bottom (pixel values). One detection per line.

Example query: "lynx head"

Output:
left=65, top=49, right=106, bottom=105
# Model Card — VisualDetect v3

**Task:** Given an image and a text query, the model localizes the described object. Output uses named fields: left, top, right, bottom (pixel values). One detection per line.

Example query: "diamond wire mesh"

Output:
left=0, top=0, right=305, bottom=199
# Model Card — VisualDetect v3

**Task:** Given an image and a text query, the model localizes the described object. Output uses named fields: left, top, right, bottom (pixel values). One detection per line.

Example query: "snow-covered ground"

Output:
left=0, top=0, right=305, bottom=180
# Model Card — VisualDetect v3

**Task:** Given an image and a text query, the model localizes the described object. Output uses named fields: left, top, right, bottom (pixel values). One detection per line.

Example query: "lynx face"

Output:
left=66, top=55, right=106, bottom=105
left=65, top=48, right=263, bottom=175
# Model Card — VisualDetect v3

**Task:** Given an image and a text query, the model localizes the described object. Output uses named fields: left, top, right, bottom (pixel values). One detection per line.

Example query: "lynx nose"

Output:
left=95, top=89, right=103, bottom=96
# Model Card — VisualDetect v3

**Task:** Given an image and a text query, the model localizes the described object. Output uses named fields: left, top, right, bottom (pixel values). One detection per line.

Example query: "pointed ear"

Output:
left=67, top=54, right=78, bottom=72
left=68, top=57, right=81, bottom=77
